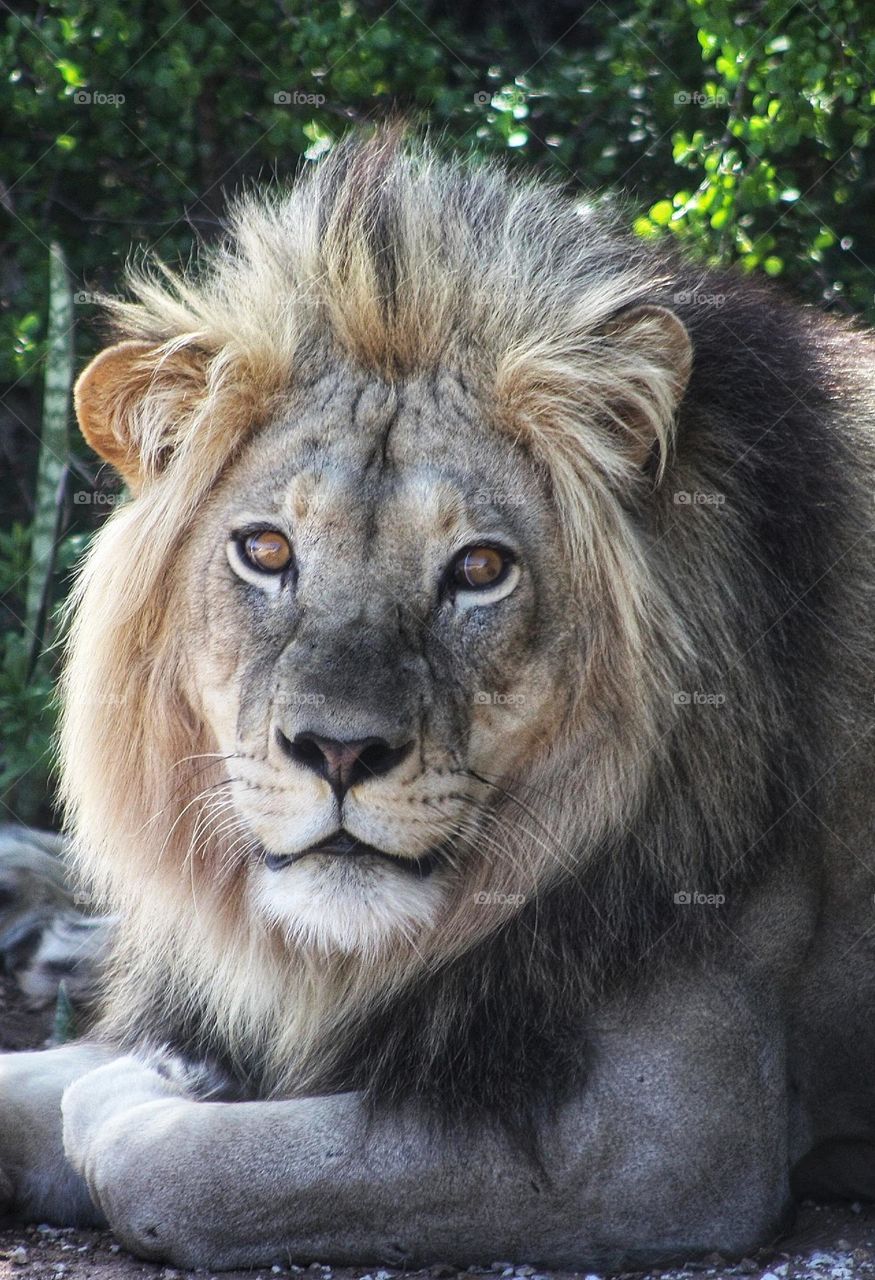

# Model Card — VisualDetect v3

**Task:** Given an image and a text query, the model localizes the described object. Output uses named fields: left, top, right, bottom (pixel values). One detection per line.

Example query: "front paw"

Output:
left=62, top=1061, right=212, bottom=1264
left=61, top=1052, right=194, bottom=1173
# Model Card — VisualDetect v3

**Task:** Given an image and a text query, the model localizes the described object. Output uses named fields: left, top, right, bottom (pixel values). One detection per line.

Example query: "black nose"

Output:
left=277, top=731, right=412, bottom=797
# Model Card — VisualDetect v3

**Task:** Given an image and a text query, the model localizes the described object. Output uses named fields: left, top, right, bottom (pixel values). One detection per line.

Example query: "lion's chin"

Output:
left=249, top=850, right=447, bottom=957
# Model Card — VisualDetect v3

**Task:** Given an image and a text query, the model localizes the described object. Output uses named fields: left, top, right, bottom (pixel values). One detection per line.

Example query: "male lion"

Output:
left=2, top=133, right=875, bottom=1272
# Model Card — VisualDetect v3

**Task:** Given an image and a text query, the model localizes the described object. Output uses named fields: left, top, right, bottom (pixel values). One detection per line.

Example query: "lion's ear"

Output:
left=599, top=304, right=692, bottom=468
left=74, top=339, right=208, bottom=491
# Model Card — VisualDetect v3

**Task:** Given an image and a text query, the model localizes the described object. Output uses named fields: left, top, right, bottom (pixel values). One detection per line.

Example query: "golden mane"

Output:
left=60, top=134, right=707, bottom=1095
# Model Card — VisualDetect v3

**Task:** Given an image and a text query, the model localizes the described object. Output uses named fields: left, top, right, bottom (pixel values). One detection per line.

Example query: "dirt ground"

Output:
left=2, top=973, right=875, bottom=1280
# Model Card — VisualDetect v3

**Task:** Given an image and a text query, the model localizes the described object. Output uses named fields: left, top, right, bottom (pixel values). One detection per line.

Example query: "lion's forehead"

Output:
left=226, top=363, right=540, bottom=555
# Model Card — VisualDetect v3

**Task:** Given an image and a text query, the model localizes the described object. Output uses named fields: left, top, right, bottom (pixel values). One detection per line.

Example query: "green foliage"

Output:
left=2, top=0, right=872, bottom=391
left=634, top=0, right=875, bottom=310
left=1, top=0, right=873, bottom=821
left=0, top=243, right=79, bottom=824
left=0, top=519, right=86, bottom=823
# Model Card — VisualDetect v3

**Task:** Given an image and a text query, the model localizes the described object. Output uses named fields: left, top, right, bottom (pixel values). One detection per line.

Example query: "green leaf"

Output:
left=51, top=980, right=77, bottom=1045
left=633, top=215, right=660, bottom=239
left=55, top=58, right=86, bottom=87
left=649, top=199, right=674, bottom=226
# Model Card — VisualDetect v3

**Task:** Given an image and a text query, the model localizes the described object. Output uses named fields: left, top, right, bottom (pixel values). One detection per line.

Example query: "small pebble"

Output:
left=109, top=1244, right=121, bottom=1254
left=10, top=1247, right=28, bottom=1267
left=515, top=1269, right=535, bottom=1278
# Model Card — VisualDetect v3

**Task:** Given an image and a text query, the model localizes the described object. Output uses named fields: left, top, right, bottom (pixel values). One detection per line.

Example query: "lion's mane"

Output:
left=60, top=134, right=875, bottom=1128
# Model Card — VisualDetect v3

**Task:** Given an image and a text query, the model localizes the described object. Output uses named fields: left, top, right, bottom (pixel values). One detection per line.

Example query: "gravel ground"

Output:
left=2, top=973, right=874, bottom=1280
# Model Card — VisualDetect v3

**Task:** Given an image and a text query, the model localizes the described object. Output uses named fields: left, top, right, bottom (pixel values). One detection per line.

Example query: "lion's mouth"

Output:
left=262, top=831, right=442, bottom=877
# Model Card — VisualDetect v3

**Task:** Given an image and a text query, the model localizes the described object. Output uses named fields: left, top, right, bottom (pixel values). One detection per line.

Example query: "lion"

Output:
left=1, top=132, right=874, bottom=1272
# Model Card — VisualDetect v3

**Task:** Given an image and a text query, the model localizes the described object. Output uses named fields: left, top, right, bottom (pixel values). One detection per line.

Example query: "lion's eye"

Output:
left=242, top=530, right=292, bottom=574
left=450, top=546, right=511, bottom=591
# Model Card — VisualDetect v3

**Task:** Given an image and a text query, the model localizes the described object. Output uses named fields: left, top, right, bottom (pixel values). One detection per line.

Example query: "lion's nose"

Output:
left=277, top=730, right=413, bottom=797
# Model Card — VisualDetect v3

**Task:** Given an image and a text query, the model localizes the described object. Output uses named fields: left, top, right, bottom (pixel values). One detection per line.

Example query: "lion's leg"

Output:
left=61, top=984, right=792, bottom=1271
left=0, top=1044, right=115, bottom=1226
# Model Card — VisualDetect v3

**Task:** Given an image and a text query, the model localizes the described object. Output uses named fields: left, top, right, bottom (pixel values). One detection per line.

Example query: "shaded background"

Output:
left=2, top=0, right=874, bottom=826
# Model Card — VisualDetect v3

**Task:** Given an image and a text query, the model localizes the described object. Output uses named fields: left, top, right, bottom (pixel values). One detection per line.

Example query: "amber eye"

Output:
left=242, top=530, right=292, bottom=574
left=450, top=545, right=510, bottom=591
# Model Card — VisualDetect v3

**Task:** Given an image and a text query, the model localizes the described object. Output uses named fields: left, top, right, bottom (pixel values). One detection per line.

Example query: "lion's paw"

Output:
left=62, top=1054, right=184, bottom=1171
left=133, top=1047, right=237, bottom=1100
left=62, top=1050, right=234, bottom=1175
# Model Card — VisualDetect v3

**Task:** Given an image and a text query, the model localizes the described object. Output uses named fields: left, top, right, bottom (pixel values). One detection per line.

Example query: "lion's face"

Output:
left=178, top=358, right=577, bottom=954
